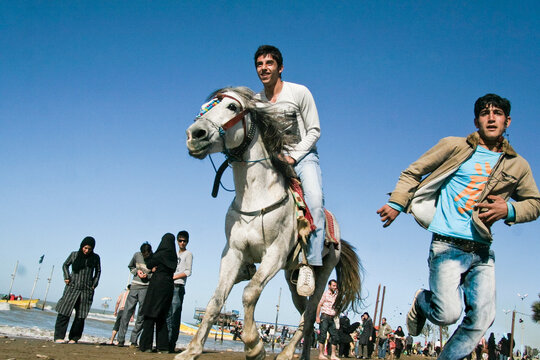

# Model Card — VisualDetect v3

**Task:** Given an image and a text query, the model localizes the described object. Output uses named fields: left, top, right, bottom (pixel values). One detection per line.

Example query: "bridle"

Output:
left=194, top=91, right=290, bottom=215
left=195, top=92, right=255, bottom=162
left=194, top=92, right=258, bottom=197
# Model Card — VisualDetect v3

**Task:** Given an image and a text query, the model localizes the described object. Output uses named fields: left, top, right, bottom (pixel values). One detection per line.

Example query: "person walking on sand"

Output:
left=316, top=279, right=340, bottom=360
left=54, top=236, right=101, bottom=344
left=138, top=233, right=177, bottom=353
left=107, top=285, right=130, bottom=345
left=377, top=94, right=540, bottom=359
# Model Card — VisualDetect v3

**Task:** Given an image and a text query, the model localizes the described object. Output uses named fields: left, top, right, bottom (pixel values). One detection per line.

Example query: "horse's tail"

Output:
left=335, top=239, right=363, bottom=314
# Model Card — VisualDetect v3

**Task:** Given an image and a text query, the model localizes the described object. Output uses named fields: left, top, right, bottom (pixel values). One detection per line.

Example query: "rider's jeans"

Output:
left=295, top=151, right=325, bottom=266
left=417, top=239, right=496, bottom=360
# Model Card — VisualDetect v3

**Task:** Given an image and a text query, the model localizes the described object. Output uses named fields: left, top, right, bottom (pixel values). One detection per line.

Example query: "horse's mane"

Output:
left=208, top=87, right=297, bottom=181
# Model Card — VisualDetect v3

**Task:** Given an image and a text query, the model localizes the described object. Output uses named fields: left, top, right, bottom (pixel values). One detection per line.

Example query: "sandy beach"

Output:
left=1, top=336, right=436, bottom=360
left=0, top=336, right=277, bottom=360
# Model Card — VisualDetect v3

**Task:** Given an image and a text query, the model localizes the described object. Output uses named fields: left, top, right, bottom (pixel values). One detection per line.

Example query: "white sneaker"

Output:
left=297, top=265, right=315, bottom=296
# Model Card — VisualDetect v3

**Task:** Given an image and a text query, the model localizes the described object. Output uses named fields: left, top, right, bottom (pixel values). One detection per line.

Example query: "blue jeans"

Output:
left=417, top=239, right=496, bottom=359
left=167, top=284, right=185, bottom=350
left=295, top=151, right=325, bottom=266
left=377, top=338, right=387, bottom=358
left=117, top=287, right=147, bottom=344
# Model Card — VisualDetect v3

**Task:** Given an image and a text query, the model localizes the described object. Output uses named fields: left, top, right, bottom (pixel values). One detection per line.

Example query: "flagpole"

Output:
left=41, top=265, right=55, bottom=311
left=27, top=256, right=44, bottom=309
left=8, top=261, right=19, bottom=297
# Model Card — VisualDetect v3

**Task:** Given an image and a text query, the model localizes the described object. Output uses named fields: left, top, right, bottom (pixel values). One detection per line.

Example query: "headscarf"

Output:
left=147, top=233, right=177, bottom=271
left=73, top=236, right=97, bottom=273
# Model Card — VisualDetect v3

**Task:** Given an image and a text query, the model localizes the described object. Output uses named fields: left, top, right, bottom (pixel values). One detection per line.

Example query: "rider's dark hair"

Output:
left=254, top=45, right=283, bottom=69
left=474, top=94, right=511, bottom=118
left=328, top=279, right=337, bottom=286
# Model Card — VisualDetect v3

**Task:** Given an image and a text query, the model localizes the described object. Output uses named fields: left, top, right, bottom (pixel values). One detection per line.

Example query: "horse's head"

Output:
left=186, top=87, right=254, bottom=160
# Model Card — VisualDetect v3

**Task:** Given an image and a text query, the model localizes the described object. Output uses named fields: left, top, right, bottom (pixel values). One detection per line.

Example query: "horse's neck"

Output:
left=231, top=132, right=287, bottom=210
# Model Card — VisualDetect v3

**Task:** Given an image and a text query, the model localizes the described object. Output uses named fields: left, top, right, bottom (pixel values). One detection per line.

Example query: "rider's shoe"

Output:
left=297, top=265, right=315, bottom=297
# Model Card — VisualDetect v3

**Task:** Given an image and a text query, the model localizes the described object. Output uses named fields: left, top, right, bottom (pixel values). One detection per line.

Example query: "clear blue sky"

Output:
left=1, top=0, right=539, bottom=349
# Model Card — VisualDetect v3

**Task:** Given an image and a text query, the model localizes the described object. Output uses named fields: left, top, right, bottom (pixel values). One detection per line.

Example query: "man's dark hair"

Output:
left=140, top=242, right=152, bottom=254
left=328, top=279, right=337, bottom=286
left=362, top=312, right=369, bottom=317
left=177, top=230, right=189, bottom=242
left=254, top=45, right=283, bottom=69
left=474, top=93, right=511, bottom=118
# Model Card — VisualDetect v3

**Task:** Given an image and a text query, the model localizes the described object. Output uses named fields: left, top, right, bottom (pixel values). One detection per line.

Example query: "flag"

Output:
left=39, top=255, right=45, bottom=264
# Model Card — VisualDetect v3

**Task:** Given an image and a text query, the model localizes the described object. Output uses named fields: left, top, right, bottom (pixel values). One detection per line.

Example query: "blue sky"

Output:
left=1, top=0, right=539, bottom=349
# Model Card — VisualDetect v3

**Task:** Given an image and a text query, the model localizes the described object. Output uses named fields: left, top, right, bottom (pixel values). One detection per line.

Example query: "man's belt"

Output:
left=433, top=233, right=489, bottom=252
left=174, top=283, right=185, bottom=287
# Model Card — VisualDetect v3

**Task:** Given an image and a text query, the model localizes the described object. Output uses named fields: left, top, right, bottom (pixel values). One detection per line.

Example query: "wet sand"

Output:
left=1, top=336, right=431, bottom=360
left=0, top=336, right=277, bottom=360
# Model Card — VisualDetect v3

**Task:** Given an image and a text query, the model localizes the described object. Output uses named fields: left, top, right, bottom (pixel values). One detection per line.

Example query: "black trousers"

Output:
left=139, top=316, right=169, bottom=352
left=54, top=296, right=86, bottom=341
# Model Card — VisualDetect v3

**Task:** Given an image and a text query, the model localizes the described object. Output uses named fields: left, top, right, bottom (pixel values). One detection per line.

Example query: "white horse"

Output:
left=179, top=87, right=362, bottom=360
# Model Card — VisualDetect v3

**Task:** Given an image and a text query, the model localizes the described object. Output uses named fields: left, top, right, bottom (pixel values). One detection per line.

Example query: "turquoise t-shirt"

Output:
left=428, top=146, right=502, bottom=242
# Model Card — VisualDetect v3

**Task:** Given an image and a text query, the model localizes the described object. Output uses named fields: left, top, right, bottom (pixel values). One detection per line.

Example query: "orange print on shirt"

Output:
left=454, top=162, right=492, bottom=214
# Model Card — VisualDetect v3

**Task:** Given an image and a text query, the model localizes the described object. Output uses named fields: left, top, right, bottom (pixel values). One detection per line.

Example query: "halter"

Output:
left=196, top=93, right=255, bottom=162
left=195, top=92, right=259, bottom=197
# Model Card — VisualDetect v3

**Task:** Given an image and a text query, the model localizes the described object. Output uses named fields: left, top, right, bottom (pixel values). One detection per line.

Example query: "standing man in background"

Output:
left=116, top=242, right=153, bottom=347
left=316, top=280, right=340, bottom=360
left=167, top=230, right=193, bottom=353
left=254, top=45, right=324, bottom=296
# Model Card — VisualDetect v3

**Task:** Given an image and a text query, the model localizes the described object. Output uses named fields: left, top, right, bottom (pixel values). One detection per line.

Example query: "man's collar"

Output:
left=466, top=132, right=517, bottom=156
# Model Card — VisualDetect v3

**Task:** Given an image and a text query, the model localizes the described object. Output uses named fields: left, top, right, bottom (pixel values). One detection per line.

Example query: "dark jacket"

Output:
left=358, top=316, right=373, bottom=345
left=141, top=234, right=176, bottom=318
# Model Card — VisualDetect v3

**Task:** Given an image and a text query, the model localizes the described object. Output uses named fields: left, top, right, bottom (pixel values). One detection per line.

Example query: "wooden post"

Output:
left=373, top=284, right=381, bottom=326
left=375, top=286, right=386, bottom=353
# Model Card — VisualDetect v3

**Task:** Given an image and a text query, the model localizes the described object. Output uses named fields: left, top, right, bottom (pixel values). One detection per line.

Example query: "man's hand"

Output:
left=475, top=195, right=508, bottom=227
left=137, top=270, right=147, bottom=278
left=64, top=279, right=70, bottom=285
left=376, top=204, right=400, bottom=228
left=316, top=316, right=321, bottom=324
left=278, top=153, right=296, bottom=165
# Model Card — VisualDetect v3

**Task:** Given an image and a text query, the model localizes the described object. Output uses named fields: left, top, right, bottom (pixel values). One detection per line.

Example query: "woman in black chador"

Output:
left=54, top=236, right=101, bottom=343
left=138, top=233, right=177, bottom=353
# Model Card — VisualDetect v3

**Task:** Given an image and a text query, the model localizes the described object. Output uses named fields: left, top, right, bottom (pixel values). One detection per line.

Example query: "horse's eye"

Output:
left=227, top=103, right=238, bottom=112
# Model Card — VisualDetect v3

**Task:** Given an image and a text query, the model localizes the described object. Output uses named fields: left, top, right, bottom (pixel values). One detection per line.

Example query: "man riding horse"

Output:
left=254, top=45, right=324, bottom=296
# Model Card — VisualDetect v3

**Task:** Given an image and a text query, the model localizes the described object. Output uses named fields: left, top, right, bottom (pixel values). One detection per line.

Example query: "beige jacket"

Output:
left=388, top=132, right=540, bottom=241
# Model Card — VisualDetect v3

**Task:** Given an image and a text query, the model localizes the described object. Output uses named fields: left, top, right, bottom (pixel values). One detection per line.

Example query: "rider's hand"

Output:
left=377, top=204, right=400, bottom=227
left=278, top=153, right=296, bottom=165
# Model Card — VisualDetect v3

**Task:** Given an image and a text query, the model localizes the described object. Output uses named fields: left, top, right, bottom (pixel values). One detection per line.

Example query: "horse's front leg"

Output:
left=241, top=249, right=287, bottom=360
left=175, top=247, right=243, bottom=360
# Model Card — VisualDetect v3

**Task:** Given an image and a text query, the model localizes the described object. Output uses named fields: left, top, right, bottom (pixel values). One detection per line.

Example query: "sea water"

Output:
left=0, top=303, right=252, bottom=352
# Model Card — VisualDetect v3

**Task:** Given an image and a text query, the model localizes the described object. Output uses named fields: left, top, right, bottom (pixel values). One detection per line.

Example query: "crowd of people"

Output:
left=52, top=231, right=193, bottom=353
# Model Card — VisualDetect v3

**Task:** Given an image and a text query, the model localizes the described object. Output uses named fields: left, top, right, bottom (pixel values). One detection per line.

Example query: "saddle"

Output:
left=289, top=178, right=339, bottom=264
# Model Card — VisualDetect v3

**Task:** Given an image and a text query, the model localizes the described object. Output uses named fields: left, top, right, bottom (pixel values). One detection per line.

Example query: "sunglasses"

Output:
left=178, top=239, right=188, bottom=243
